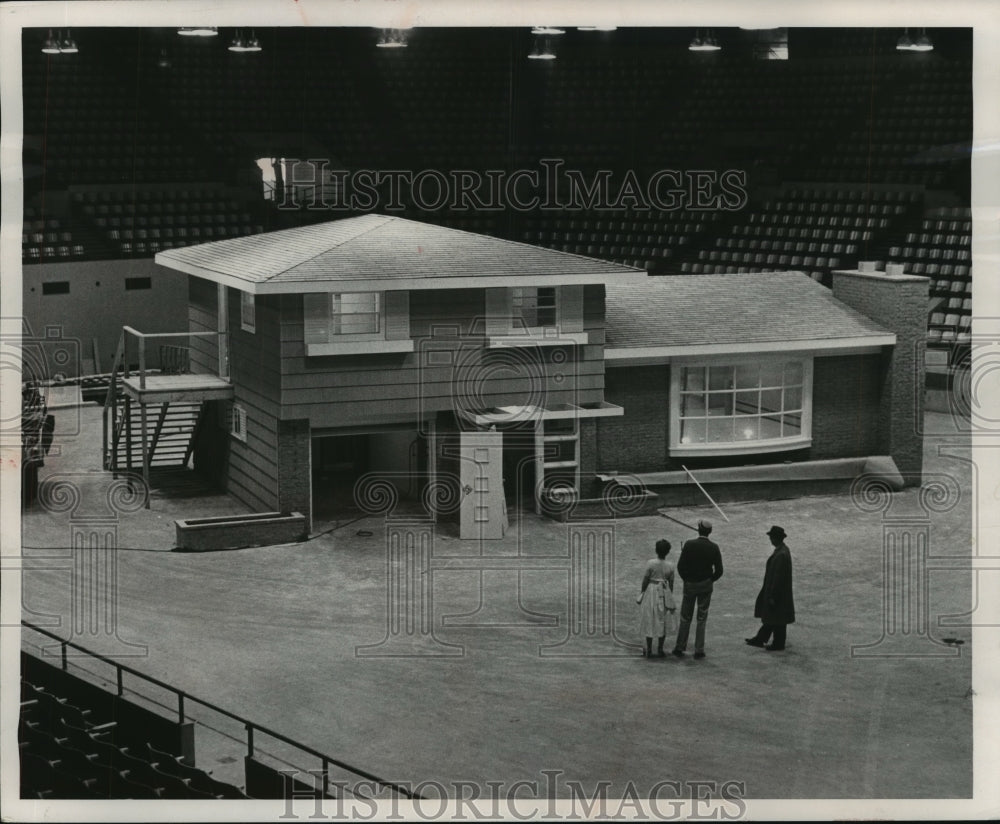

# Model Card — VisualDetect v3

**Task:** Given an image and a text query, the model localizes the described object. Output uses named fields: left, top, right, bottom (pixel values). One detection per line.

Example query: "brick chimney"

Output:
left=831, top=268, right=929, bottom=485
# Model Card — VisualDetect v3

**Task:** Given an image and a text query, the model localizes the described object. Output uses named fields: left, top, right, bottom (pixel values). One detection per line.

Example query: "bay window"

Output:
left=670, top=358, right=813, bottom=455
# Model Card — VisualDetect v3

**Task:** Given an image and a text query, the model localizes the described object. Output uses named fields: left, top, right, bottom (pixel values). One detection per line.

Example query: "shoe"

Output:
left=671, top=648, right=685, bottom=658
left=745, top=638, right=766, bottom=647
left=765, top=645, right=785, bottom=651
left=693, top=651, right=706, bottom=660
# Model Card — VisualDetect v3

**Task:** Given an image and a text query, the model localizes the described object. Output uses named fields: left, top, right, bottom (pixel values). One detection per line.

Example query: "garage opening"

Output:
left=311, top=429, right=426, bottom=524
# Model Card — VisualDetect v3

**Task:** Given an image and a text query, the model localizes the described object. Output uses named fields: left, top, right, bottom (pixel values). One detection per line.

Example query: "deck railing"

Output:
left=101, top=326, right=228, bottom=473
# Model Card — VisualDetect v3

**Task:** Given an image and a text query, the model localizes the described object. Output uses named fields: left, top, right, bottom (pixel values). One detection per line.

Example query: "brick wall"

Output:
left=810, top=354, right=882, bottom=459
left=277, top=419, right=312, bottom=530
left=595, top=365, right=669, bottom=474
left=832, top=270, right=928, bottom=483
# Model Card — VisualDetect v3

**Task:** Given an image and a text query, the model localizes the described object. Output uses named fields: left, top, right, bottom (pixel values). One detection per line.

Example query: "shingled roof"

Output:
left=155, top=214, right=648, bottom=293
left=605, top=271, right=895, bottom=359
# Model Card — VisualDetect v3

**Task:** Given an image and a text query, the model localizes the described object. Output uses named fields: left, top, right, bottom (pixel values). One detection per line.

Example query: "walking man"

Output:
left=672, top=519, right=724, bottom=660
left=746, top=525, right=795, bottom=651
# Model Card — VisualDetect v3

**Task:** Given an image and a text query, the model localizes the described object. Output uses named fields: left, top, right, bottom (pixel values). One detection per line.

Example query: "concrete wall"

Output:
left=22, top=258, right=187, bottom=376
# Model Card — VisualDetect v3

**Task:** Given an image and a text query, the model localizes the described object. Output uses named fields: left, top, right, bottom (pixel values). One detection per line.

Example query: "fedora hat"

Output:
left=766, top=525, right=786, bottom=539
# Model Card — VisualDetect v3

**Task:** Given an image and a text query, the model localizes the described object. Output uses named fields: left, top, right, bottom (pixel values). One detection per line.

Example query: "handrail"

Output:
left=102, top=331, right=126, bottom=471
left=21, top=620, right=419, bottom=799
left=119, top=327, right=229, bottom=393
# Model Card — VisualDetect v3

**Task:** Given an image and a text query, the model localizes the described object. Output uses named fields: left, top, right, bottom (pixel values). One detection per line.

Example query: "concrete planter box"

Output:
left=175, top=512, right=307, bottom=551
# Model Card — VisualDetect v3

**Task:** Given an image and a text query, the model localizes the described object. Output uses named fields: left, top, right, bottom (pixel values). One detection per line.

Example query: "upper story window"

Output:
left=485, top=285, right=587, bottom=346
left=669, top=358, right=813, bottom=456
left=512, top=287, right=557, bottom=330
left=332, top=292, right=380, bottom=335
left=303, top=291, right=412, bottom=355
left=240, top=291, right=256, bottom=333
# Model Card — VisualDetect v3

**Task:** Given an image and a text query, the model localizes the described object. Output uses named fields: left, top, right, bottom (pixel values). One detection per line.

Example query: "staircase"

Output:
left=106, top=398, right=203, bottom=472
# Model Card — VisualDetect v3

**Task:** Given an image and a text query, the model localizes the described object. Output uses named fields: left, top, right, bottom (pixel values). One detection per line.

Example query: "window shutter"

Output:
left=303, top=293, right=330, bottom=344
left=383, top=291, right=410, bottom=340
left=484, top=287, right=510, bottom=336
left=559, top=285, right=584, bottom=333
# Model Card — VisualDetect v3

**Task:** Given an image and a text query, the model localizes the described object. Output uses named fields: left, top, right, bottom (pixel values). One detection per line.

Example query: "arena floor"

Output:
left=19, top=403, right=975, bottom=802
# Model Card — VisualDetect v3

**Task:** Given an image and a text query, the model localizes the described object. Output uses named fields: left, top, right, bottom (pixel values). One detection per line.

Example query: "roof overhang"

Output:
left=604, top=335, right=896, bottom=365
left=154, top=253, right=648, bottom=293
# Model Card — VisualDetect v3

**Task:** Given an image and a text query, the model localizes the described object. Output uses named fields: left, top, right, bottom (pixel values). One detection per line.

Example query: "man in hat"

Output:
left=672, top=519, right=724, bottom=660
left=746, top=526, right=795, bottom=651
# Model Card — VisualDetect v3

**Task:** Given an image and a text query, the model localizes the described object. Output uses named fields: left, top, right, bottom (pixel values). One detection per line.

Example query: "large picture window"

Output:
left=670, top=358, right=812, bottom=456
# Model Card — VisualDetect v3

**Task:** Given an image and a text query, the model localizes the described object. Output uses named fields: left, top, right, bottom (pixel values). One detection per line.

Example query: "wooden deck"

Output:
left=121, top=374, right=233, bottom=403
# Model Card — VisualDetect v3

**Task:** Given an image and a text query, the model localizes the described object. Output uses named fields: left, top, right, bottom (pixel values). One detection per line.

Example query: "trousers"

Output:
left=751, top=623, right=787, bottom=649
left=675, top=583, right=713, bottom=653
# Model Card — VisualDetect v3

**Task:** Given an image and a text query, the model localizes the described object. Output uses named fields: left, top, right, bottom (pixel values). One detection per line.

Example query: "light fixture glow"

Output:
left=59, top=30, right=78, bottom=54
left=178, top=26, right=218, bottom=37
left=532, top=26, right=565, bottom=36
left=41, top=29, right=60, bottom=54
left=228, top=29, right=248, bottom=52
left=528, top=35, right=556, bottom=60
left=689, top=29, right=721, bottom=52
left=578, top=26, right=618, bottom=32
left=376, top=28, right=408, bottom=48
left=912, top=29, right=934, bottom=52
left=896, top=28, right=915, bottom=50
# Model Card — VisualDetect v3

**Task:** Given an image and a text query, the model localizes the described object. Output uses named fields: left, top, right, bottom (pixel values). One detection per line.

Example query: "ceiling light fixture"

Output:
left=59, top=29, right=78, bottom=54
left=578, top=26, right=618, bottom=32
left=532, top=26, right=565, bottom=36
left=528, top=35, right=557, bottom=60
left=896, top=28, right=915, bottom=50
left=911, top=28, right=934, bottom=52
left=376, top=28, right=408, bottom=48
left=689, top=28, right=721, bottom=52
left=41, top=29, right=61, bottom=54
left=178, top=26, right=218, bottom=37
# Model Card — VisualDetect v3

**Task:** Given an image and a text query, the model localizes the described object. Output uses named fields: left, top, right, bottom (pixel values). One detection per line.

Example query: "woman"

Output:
left=637, top=539, right=677, bottom=658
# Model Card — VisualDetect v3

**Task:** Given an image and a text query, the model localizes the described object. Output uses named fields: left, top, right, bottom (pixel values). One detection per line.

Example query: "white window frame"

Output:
left=240, top=291, right=255, bottom=333
left=303, top=290, right=414, bottom=356
left=486, top=285, right=588, bottom=348
left=669, top=356, right=813, bottom=457
left=329, top=292, right=382, bottom=340
left=229, top=403, right=248, bottom=442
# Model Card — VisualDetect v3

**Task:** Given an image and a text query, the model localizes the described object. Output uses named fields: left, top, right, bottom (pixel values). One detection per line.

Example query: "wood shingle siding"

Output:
left=275, top=287, right=607, bottom=427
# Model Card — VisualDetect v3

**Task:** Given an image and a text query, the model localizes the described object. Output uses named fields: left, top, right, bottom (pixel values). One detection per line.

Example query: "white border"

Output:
left=2, top=2, right=998, bottom=822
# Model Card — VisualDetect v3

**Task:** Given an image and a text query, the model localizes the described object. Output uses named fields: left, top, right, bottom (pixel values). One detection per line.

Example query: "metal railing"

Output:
left=101, top=326, right=227, bottom=473
left=21, top=621, right=419, bottom=800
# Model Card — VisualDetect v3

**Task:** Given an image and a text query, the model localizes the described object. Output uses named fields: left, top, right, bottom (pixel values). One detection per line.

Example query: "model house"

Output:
left=101, top=215, right=927, bottom=535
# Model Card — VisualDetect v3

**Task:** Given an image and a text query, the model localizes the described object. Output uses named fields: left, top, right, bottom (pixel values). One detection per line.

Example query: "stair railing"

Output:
left=102, top=330, right=126, bottom=471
